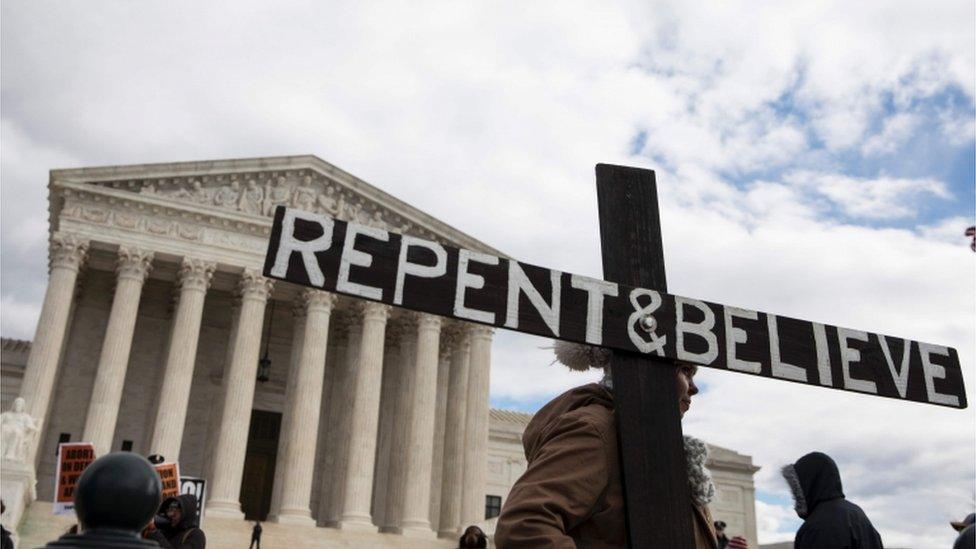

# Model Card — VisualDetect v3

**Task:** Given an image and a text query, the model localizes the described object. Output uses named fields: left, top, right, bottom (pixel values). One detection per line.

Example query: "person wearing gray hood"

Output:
left=782, top=452, right=883, bottom=549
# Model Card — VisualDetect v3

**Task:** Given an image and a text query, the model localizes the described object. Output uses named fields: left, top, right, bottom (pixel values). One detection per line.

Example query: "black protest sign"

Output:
left=180, top=476, right=206, bottom=526
left=263, top=206, right=966, bottom=409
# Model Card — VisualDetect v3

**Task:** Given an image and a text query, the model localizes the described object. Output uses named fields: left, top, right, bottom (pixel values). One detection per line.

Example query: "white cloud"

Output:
left=917, top=216, right=975, bottom=245
left=0, top=1, right=973, bottom=546
left=755, top=500, right=800, bottom=544
left=862, top=112, right=920, bottom=156
left=785, top=171, right=951, bottom=219
left=0, top=295, right=41, bottom=341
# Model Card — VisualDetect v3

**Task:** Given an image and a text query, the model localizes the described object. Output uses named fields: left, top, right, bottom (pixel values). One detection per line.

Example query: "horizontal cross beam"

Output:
left=262, top=206, right=967, bottom=409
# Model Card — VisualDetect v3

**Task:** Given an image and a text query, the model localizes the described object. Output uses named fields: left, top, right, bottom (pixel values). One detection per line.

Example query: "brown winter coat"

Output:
left=494, top=383, right=717, bottom=549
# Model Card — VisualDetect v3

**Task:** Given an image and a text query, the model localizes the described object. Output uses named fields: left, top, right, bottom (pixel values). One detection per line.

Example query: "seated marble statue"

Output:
left=1, top=397, right=40, bottom=462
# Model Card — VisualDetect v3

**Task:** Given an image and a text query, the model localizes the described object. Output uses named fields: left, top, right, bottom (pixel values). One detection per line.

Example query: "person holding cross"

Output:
left=494, top=341, right=726, bottom=548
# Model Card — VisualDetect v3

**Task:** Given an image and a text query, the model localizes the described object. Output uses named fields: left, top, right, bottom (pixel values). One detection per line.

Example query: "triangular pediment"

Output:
left=54, top=155, right=502, bottom=255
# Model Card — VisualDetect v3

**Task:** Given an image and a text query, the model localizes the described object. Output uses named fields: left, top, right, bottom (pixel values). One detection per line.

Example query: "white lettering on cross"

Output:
left=837, top=328, right=877, bottom=394
left=675, top=297, right=718, bottom=365
left=336, top=222, right=389, bottom=301
left=504, top=262, right=561, bottom=336
left=812, top=322, right=833, bottom=386
left=627, top=288, right=666, bottom=355
left=270, top=209, right=335, bottom=287
left=570, top=274, right=618, bottom=345
left=878, top=335, right=911, bottom=398
left=453, top=249, right=499, bottom=324
left=724, top=306, right=761, bottom=374
left=394, top=235, right=447, bottom=306
left=918, top=343, right=959, bottom=407
left=768, top=315, right=807, bottom=382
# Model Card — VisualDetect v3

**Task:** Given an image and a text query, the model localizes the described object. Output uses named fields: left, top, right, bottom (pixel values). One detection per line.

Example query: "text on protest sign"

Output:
left=263, top=207, right=967, bottom=409
left=180, top=476, right=206, bottom=526
left=155, top=462, right=181, bottom=501
left=53, top=442, right=96, bottom=515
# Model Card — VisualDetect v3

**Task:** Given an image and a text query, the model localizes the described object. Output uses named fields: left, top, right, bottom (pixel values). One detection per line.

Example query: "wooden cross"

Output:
left=597, top=164, right=695, bottom=547
left=262, top=164, right=966, bottom=548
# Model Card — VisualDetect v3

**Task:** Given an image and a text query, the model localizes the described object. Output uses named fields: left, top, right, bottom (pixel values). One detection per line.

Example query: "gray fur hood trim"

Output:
left=552, top=340, right=611, bottom=371
left=551, top=340, right=615, bottom=389
left=685, top=436, right=714, bottom=507
left=781, top=464, right=807, bottom=518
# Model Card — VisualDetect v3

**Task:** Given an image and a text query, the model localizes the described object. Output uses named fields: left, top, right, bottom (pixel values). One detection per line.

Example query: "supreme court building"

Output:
left=1, top=156, right=760, bottom=548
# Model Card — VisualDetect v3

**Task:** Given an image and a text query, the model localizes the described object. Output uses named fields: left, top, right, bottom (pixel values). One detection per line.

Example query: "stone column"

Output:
left=203, top=298, right=241, bottom=485
left=148, top=258, right=216, bottom=460
left=83, top=246, right=154, bottom=456
left=269, top=299, right=306, bottom=520
left=321, top=312, right=359, bottom=525
left=395, top=313, right=442, bottom=537
left=336, top=301, right=390, bottom=531
left=374, top=321, right=409, bottom=529
left=459, top=326, right=493, bottom=528
left=19, top=233, right=88, bottom=465
left=437, top=330, right=471, bottom=538
left=207, top=270, right=274, bottom=518
left=428, top=331, right=454, bottom=532
left=311, top=329, right=341, bottom=519
left=275, top=290, right=337, bottom=525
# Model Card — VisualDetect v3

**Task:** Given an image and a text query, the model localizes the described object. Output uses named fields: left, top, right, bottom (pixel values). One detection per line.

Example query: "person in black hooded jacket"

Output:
left=147, top=494, right=206, bottom=549
left=782, top=452, right=883, bottom=549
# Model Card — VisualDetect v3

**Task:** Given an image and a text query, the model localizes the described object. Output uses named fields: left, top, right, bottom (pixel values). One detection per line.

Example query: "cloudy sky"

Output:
left=2, top=1, right=973, bottom=546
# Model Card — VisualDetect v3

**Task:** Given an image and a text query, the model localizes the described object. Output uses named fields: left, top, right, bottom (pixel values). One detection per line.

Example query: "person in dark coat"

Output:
left=951, top=513, right=974, bottom=549
left=781, top=452, right=883, bottom=549
left=147, top=494, right=206, bottom=549
left=249, top=521, right=262, bottom=549
left=458, top=525, right=488, bottom=548
left=0, top=500, right=13, bottom=549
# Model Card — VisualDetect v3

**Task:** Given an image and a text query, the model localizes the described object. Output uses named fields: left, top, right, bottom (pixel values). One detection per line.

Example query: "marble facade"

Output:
left=2, top=156, right=505, bottom=545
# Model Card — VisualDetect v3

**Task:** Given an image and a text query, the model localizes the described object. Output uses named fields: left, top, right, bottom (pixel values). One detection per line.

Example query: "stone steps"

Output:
left=17, top=500, right=465, bottom=548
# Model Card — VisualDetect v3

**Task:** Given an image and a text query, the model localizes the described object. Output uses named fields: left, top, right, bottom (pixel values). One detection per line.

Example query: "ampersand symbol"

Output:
left=627, top=288, right=666, bottom=356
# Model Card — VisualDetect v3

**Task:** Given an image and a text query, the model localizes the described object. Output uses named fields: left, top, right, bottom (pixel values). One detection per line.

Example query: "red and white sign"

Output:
left=53, top=442, right=96, bottom=515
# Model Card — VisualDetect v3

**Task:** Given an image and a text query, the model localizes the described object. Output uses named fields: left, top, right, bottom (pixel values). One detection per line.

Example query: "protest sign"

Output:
left=53, top=442, right=96, bottom=515
left=263, top=205, right=967, bottom=409
left=180, top=476, right=206, bottom=526
left=155, top=462, right=181, bottom=500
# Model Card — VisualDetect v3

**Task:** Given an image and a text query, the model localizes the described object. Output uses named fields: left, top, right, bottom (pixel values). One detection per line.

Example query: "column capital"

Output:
left=439, top=330, right=458, bottom=360
left=358, top=301, right=391, bottom=323
left=177, top=258, right=217, bottom=292
left=49, top=232, right=90, bottom=272
left=302, top=289, right=338, bottom=313
left=116, top=246, right=154, bottom=282
left=467, top=324, right=494, bottom=341
left=440, top=322, right=463, bottom=341
left=413, top=312, right=442, bottom=332
left=238, top=269, right=274, bottom=301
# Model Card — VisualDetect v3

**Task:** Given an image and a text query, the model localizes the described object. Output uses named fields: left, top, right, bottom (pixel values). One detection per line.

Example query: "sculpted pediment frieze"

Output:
left=90, top=169, right=422, bottom=237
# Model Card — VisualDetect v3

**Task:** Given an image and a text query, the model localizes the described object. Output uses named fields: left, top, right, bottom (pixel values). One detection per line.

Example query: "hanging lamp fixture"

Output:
left=257, top=298, right=275, bottom=382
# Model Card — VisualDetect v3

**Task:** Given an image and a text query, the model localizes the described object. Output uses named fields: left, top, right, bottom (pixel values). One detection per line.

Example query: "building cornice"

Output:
left=48, top=155, right=506, bottom=258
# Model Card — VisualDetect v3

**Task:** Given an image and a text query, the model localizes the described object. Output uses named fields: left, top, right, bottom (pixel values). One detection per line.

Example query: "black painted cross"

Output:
left=262, top=164, right=966, bottom=548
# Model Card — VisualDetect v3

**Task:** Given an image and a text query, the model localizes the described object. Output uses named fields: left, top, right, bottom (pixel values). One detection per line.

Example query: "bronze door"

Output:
left=239, top=409, right=281, bottom=521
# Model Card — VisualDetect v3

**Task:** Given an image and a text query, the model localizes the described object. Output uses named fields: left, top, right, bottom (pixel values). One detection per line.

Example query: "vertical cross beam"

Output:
left=596, top=164, right=696, bottom=548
